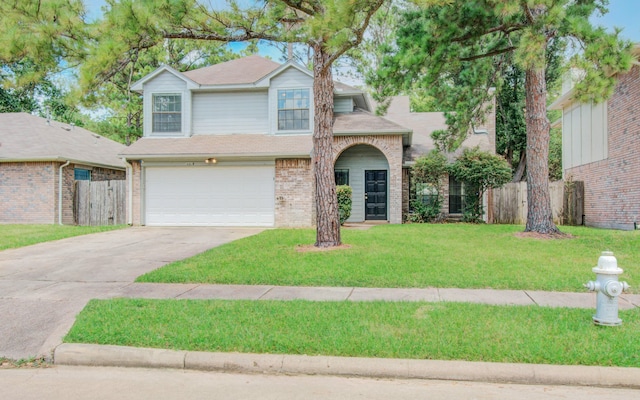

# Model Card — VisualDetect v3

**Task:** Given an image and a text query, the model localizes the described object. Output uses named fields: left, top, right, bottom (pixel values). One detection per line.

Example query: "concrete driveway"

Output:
left=0, top=227, right=263, bottom=360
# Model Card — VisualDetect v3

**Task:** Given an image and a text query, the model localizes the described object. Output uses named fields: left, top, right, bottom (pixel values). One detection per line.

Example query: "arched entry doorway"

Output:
left=334, top=144, right=390, bottom=222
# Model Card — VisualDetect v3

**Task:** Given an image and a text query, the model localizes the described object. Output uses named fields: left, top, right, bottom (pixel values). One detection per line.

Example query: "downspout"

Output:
left=58, top=160, right=71, bottom=225
left=123, top=159, right=133, bottom=225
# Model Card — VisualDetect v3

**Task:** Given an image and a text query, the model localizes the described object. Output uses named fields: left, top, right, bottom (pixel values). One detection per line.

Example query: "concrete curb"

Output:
left=54, top=343, right=640, bottom=389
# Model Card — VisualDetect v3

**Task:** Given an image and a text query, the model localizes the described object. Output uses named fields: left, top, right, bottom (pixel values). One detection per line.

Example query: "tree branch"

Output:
left=325, top=0, right=386, bottom=67
left=452, top=23, right=526, bottom=44
left=522, top=1, right=535, bottom=24
left=460, top=46, right=516, bottom=62
left=278, top=0, right=315, bottom=16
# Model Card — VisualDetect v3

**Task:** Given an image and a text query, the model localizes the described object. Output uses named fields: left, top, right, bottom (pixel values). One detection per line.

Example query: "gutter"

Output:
left=123, top=159, right=134, bottom=225
left=118, top=153, right=313, bottom=160
left=58, top=160, right=71, bottom=225
left=0, top=156, right=126, bottom=171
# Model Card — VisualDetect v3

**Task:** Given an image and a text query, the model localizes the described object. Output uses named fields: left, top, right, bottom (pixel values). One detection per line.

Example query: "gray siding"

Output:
left=335, top=98, right=353, bottom=113
left=144, top=71, right=187, bottom=92
left=334, top=144, right=389, bottom=222
left=562, top=101, right=608, bottom=172
left=192, top=91, right=269, bottom=134
left=143, top=71, right=191, bottom=137
left=269, top=67, right=314, bottom=134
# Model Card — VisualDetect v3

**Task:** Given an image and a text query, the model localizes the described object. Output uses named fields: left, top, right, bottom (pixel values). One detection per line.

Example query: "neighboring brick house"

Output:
left=549, top=44, right=640, bottom=230
left=0, top=113, right=126, bottom=224
left=122, top=56, right=495, bottom=227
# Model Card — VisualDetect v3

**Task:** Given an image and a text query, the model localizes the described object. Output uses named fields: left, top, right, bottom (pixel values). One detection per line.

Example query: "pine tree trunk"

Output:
left=312, top=45, right=341, bottom=247
left=524, top=67, right=560, bottom=234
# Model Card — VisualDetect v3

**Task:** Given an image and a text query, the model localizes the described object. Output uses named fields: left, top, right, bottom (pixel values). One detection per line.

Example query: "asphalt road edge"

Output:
left=54, top=343, right=640, bottom=389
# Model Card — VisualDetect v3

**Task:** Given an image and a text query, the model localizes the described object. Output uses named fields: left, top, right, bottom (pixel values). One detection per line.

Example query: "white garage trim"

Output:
left=144, top=164, right=275, bottom=227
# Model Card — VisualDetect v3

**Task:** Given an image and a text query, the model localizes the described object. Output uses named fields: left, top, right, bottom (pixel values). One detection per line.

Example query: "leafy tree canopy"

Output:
left=449, top=147, right=512, bottom=222
left=376, top=0, right=633, bottom=234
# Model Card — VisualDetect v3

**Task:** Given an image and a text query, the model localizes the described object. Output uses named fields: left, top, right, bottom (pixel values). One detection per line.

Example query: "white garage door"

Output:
left=145, top=165, right=275, bottom=226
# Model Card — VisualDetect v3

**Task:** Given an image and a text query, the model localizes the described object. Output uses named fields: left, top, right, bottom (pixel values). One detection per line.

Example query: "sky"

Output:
left=84, top=0, right=640, bottom=44
left=590, top=0, right=640, bottom=42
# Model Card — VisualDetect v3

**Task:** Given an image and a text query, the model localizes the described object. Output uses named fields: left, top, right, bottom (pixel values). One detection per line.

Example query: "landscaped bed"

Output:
left=65, top=298, right=640, bottom=367
left=137, top=225, right=640, bottom=292
left=0, top=224, right=126, bottom=251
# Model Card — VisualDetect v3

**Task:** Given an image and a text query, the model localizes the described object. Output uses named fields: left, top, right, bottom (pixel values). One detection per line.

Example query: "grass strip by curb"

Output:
left=65, top=299, right=640, bottom=367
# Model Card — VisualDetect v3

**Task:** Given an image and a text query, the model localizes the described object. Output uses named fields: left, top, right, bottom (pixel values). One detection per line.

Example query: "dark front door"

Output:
left=365, top=170, right=387, bottom=220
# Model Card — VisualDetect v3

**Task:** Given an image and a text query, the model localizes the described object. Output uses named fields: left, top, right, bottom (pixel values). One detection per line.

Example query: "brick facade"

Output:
left=1, top=162, right=57, bottom=224
left=564, top=65, right=640, bottom=230
left=90, top=166, right=126, bottom=181
left=130, top=160, right=143, bottom=226
left=0, top=162, right=125, bottom=224
left=275, top=159, right=314, bottom=227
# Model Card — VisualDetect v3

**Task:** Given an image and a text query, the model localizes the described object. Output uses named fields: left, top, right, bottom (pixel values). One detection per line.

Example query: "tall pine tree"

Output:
left=378, top=0, right=632, bottom=234
left=82, top=0, right=387, bottom=247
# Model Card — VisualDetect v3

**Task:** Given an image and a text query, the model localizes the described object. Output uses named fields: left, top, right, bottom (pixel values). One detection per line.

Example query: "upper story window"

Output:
left=278, top=89, right=310, bottom=131
left=152, top=94, right=182, bottom=133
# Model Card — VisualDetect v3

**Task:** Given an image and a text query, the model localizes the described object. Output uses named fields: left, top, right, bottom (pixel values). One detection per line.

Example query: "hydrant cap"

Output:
left=594, top=251, right=623, bottom=273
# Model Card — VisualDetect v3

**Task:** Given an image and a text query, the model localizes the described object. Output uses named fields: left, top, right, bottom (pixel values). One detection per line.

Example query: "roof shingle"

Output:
left=120, top=134, right=313, bottom=159
left=0, top=113, right=126, bottom=169
left=182, top=55, right=281, bottom=85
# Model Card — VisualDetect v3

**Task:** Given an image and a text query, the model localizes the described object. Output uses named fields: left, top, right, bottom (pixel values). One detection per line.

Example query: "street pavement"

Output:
left=2, top=365, right=639, bottom=400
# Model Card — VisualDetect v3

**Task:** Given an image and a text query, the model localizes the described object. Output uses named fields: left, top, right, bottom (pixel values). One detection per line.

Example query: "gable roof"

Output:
left=333, top=108, right=412, bottom=145
left=130, top=64, right=200, bottom=92
left=183, top=55, right=281, bottom=85
left=0, top=113, right=126, bottom=169
left=131, top=55, right=368, bottom=103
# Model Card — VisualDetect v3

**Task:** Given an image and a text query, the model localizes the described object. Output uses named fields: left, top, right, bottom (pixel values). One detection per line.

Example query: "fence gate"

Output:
left=491, top=181, right=583, bottom=226
left=74, top=180, right=126, bottom=226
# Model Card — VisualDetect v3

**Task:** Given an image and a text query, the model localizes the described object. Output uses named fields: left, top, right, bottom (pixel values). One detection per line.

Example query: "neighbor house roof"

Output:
left=120, top=134, right=314, bottom=160
left=0, top=113, right=126, bottom=169
left=382, top=96, right=495, bottom=163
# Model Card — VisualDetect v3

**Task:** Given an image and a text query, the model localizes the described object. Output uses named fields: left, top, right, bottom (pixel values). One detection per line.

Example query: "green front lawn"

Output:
left=137, top=225, right=639, bottom=292
left=0, top=224, right=126, bottom=251
left=65, top=299, right=640, bottom=367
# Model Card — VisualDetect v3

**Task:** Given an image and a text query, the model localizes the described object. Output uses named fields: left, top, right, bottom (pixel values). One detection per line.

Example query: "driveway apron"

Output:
left=0, top=227, right=263, bottom=360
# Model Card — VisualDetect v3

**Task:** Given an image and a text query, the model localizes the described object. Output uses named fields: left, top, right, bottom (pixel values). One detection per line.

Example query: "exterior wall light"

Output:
left=205, top=158, right=217, bottom=164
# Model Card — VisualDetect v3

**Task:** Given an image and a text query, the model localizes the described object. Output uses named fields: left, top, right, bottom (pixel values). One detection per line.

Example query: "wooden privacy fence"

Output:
left=74, top=180, right=126, bottom=226
left=491, top=180, right=584, bottom=226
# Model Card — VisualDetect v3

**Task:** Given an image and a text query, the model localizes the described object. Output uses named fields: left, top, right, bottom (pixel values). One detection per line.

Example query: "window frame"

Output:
left=74, top=168, right=91, bottom=181
left=151, top=93, right=183, bottom=134
left=277, top=88, right=311, bottom=132
left=448, top=176, right=465, bottom=214
left=415, top=182, right=438, bottom=207
left=335, top=169, right=349, bottom=186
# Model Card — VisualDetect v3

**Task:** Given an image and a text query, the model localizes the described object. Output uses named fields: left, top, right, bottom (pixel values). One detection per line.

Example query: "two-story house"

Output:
left=121, top=55, right=412, bottom=227
left=121, top=55, right=496, bottom=227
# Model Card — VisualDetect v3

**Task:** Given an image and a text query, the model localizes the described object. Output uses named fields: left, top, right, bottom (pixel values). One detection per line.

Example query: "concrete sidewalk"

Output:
left=114, top=282, right=640, bottom=309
